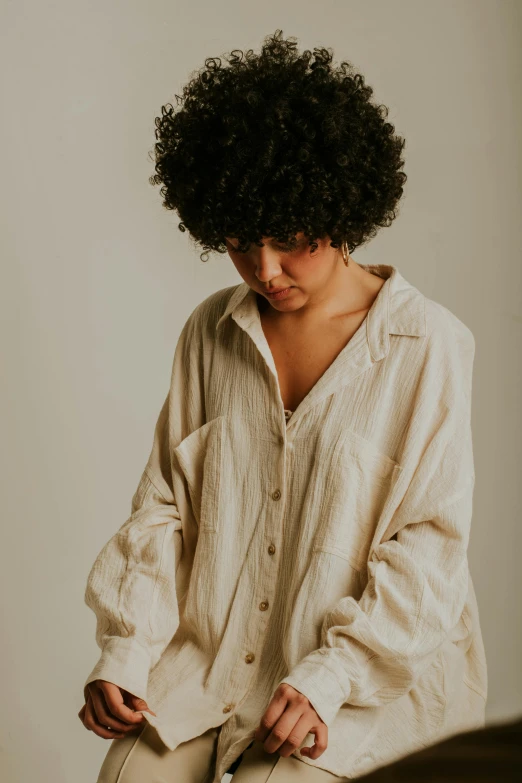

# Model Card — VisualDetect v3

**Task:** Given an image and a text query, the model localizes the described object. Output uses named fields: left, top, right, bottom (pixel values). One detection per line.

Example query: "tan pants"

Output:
left=96, top=722, right=347, bottom=782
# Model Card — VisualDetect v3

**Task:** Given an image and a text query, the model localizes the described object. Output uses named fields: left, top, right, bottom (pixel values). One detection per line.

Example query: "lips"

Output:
left=264, top=286, right=294, bottom=300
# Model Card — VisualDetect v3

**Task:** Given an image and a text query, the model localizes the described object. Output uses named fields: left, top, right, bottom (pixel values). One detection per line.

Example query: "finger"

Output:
left=90, top=685, right=140, bottom=733
left=299, top=720, right=328, bottom=760
left=128, top=693, right=157, bottom=717
left=262, top=703, right=306, bottom=755
left=275, top=712, right=314, bottom=758
left=255, top=687, right=291, bottom=743
left=99, top=682, right=146, bottom=726
left=83, top=691, right=125, bottom=739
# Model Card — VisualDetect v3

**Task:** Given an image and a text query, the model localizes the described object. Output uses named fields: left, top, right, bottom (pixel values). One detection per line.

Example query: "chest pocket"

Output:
left=173, top=415, right=226, bottom=533
left=315, top=429, right=402, bottom=572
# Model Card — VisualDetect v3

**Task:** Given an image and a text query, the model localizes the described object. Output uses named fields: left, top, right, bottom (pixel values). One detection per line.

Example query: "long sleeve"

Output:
left=82, top=308, right=206, bottom=704
left=82, top=394, right=183, bottom=703
left=279, top=319, right=477, bottom=727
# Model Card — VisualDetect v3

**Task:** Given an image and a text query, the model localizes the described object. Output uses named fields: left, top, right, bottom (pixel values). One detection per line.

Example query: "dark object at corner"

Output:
left=353, top=715, right=522, bottom=782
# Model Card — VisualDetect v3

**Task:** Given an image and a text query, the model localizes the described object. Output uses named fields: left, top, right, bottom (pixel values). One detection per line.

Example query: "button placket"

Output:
left=210, top=426, right=287, bottom=709
left=236, top=438, right=286, bottom=679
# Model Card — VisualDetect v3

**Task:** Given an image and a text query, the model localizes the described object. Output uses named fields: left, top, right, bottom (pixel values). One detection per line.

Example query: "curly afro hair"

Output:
left=148, top=29, right=407, bottom=262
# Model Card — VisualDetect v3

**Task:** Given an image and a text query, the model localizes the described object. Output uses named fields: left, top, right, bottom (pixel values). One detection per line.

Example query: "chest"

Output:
left=260, top=308, right=371, bottom=412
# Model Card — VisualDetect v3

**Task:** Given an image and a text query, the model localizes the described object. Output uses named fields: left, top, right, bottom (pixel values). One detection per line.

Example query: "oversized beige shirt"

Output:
left=83, top=263, right=488, bottom=781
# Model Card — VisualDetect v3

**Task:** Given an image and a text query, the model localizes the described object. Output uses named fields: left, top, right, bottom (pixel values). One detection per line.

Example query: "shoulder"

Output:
left=417, top=296, right=476, bottom=400
left=423, top=295, right=475, bottom=361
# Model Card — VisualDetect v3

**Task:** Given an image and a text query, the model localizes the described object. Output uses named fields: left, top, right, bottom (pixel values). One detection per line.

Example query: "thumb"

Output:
left=129, top=694, right=157, bottom=717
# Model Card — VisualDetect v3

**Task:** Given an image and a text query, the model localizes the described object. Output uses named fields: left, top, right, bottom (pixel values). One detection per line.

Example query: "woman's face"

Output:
left=224, top=232, right=342, bottom=313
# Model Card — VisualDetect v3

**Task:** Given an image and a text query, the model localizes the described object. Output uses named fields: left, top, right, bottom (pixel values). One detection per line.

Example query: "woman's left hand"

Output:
left=254, top=683, right=328, bottom=759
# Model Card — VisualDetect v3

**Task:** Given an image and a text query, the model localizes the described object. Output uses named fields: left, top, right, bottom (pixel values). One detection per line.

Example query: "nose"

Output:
left=254, top=247, right=284, bottom=283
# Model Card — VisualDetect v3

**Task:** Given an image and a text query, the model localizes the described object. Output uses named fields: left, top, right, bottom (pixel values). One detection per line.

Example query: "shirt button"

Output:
left=268, top=544, right=276, bottom=555
left=271, top=489, right=281, bottom=500
left=259, top=600, right=269, bottom=611
left=245, top=653, right=255, bottom=664
left=223, top=703, right=235, bottom=713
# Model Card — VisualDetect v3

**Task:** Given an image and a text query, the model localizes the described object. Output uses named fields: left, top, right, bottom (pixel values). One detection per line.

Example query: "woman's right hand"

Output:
left=78, top=679, right=157, bottom=739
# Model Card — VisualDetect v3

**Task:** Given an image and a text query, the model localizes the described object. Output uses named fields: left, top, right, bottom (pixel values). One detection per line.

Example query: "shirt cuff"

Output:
left=278, top=648, right=352, bottom=727
left=83, top=636, right=152, bottom=704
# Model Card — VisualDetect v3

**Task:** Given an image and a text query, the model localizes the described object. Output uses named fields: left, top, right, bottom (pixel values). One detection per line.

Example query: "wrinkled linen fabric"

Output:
left=83, top=264, right=487, bottom=782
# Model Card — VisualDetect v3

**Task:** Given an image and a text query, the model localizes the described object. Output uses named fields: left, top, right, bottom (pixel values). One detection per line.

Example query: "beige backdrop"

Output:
left=1, top=1, right=521, bottom=781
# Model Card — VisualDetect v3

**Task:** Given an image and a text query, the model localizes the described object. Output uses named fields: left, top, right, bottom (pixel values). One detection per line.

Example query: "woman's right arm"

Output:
left=79, top=306, right=206, bottom=736
left=79, top=392, right=183, bottom=737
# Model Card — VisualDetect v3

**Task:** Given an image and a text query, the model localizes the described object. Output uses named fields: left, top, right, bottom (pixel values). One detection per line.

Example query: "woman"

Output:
left=78, top=30, right=487, bottom=783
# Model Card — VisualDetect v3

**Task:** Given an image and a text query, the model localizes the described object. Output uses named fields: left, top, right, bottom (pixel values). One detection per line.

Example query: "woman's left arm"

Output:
left=279, top=320, right=477, bottom=728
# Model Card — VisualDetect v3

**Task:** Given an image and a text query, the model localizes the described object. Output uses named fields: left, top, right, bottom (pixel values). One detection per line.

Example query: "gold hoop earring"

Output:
left=341, top=241, right=350, bottom=267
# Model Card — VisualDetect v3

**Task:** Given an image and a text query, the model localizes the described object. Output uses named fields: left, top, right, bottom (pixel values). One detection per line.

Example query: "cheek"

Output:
left=290, top=252, right=325, bottom=278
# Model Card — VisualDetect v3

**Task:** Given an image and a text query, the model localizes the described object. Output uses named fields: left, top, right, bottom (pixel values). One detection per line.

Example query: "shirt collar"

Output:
left=215, top=263, right=426, bottom=363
